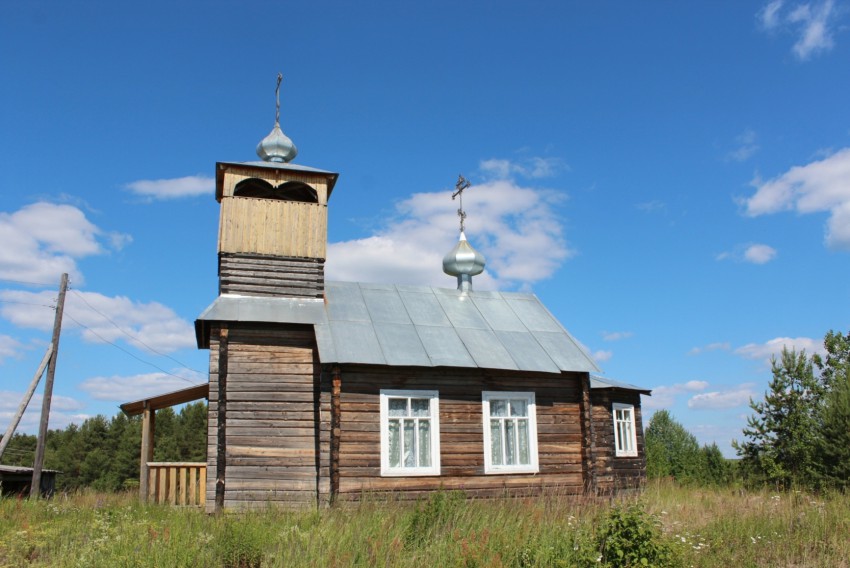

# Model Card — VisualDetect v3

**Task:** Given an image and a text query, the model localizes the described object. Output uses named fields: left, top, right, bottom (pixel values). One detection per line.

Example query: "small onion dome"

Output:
left=256, top=122, right=298, bottom=163
left=443, top=232, right=485, bottom=292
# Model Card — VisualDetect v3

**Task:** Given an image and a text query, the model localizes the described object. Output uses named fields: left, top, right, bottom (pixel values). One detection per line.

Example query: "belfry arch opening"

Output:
left=234, top=178, right=318, bottom=203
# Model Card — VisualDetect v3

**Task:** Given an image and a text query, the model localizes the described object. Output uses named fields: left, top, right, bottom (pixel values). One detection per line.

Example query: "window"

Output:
left=380, top=390, right=440, bottom=476
left=613, top=403, right=638, bottom=457
left=482, top=391, right=539, bottom=474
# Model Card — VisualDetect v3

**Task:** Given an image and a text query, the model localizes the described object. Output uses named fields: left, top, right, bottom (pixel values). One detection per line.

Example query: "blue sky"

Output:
left=1, top=1, right=848, bottom=457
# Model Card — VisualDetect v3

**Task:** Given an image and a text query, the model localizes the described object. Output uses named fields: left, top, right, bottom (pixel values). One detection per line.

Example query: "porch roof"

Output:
left=119, top=383, right=209, bottom=416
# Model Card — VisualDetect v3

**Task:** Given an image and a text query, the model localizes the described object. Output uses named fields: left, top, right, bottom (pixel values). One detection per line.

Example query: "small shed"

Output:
left=0, top=465, right=59, bottom=497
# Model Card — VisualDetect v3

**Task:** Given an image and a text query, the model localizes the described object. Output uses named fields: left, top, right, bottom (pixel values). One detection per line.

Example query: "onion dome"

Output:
left=256, top=121, right=297, bottom=163
left=443, top=232, right=486, bottom=292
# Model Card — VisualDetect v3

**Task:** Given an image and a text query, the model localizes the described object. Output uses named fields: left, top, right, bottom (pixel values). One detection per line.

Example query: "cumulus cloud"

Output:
left=715, top=243, right=778, bottom=264
left=0, top=202, right=127, bottom=285
left=727, top=128, right=760, bottom=162
left=758, top=0, right=837, bottom=60
left=479, top=157, right=567, bottom=180
left=0, top=391, right=89, bottom=433
left=688, top=342, right=731, bottom=356
left=735, top=336, right=825, bottom=362
left=592, top=350, right=613, bottom=363
left=744, top=243, right=778, bottom=264
left=0, top=289, right=196, bottom=354
left=124, top=175, right=214, bottom=200
left=602, top=331, right=633, bottom=341
left=326, top=177, right=572, bottom=289
left=688, top=384, right=757, bottom=410
left=0, top=334, right=23, bottom=363
left=643, top=380, right=709, bottom=409
left=79, top=370, right=205, bottom=402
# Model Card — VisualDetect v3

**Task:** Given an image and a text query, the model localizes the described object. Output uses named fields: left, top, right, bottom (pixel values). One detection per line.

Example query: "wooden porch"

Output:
left=120, top=383, right=209, bottom=506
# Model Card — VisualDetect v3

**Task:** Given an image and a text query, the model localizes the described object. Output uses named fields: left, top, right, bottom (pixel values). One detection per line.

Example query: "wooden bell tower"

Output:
left=215, top=161, right=337, bottom=298
left=213, top=74, right=338, bottom=299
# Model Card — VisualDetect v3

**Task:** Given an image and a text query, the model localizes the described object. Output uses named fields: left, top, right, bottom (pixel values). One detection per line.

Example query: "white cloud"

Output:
left=688, top=384, right=757, bottom=410
left=479, top=157, right=566, bottom=180
left=743, top=243, right=777, bottom=264
left=0, top=391, right=89, bottom=433
left=79, top=370, right=205, bottom=402
left=757, top=0, right=837, bottom=60
left=727, top=128, right=760, bottom=162
left=688, top=342, right=731, bottom=356
left=125, top=175, right=214, bottom=200
left=715, top=243, right=778, bottom=264
left=0, top=289, right=196, bottom=354
left=0, top=334, right=23, bottom=363
left=735, top=336, right=825, bottom=362
left=602, top=331, right=633, bottom=341
left=643, top=380, right=709, bottom=409
left=635, top=200, right=666, bottom=213
left=592, top=350, right=613, bottom=363
left=326, top=178, right=572, bottom=289
left=760, top=0, right=785, bottom=29
left=0, top=202, right=126, bottom=285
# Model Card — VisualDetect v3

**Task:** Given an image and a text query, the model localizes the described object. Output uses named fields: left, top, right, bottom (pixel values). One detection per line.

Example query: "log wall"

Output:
left=218, top=253, right=324, bottom=298
left=590, top=390, right=646, bottom=493
left=205, top=323, right=329, bottom=511
left=334, top=365, right=588, bottom=499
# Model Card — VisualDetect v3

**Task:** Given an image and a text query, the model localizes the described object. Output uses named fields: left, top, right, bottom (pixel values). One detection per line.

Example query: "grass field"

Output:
left=1, top=481, right=848, bottom=567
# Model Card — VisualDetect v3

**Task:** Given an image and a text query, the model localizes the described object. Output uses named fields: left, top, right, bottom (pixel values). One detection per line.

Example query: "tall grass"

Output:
left=1, top=483, right=848, bottom=567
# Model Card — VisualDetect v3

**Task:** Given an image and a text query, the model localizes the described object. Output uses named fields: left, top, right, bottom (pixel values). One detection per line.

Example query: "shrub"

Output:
left=596, top=502, right=679, bottom=568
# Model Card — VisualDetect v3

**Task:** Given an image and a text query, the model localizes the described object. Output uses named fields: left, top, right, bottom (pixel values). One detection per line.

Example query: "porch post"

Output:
left=139, top=402, right=155, bottom=502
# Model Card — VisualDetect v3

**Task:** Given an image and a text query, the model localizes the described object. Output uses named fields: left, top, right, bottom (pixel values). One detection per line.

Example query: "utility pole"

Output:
left=31, top=273, right=68, bottom=498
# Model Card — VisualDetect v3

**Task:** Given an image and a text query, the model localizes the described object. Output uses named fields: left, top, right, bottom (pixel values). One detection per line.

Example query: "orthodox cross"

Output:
left=452, top=174, right=471, bottom=233
left=275, top=72, right=283, bottom=125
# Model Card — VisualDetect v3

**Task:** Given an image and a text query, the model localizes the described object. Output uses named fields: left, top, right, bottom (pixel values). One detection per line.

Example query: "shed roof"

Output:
left=119, top=383, right=209, bottom=416
left=196, top=281, right=601, bottom=375
left=590, top=374, right=652, bottom=395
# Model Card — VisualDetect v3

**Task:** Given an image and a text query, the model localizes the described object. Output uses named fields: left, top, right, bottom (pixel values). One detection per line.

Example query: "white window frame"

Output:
left=379, top=390, right=441, bottom=476
left=612, top=403, right=638, bottom=457
left=482, top=391, right=539, bottom=474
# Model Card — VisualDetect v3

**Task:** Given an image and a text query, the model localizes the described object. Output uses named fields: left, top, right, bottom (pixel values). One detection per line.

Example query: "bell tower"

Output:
left=214, top=75, right=338, bottom=298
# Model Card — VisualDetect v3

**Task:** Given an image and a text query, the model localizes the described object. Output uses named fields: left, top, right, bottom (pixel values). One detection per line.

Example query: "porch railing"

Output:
left=146, top=462, right=206, bottom=507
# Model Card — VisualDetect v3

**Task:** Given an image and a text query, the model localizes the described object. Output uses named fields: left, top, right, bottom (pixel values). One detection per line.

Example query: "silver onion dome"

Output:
left=443, top=231, right=486, bottom=292
left=256, top=122, right=298, bottom=163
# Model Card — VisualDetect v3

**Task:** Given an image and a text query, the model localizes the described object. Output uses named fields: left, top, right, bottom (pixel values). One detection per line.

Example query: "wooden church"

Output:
left=157, top=81, right=649, bottom=511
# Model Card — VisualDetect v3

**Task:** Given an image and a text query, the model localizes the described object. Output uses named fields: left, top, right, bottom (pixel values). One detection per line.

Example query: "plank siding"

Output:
left=205, top=323, right=325, bottom=512
left=218, top=197, right=327, bottom=259
left=334, top=364, right=588, bottom=499
left=590, top=390, right=646, bottom=493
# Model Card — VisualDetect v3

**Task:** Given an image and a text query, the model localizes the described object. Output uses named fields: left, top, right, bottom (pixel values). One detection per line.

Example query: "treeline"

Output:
left=646, top=329, right=850, bottom=491
left=0, top=402, right=207, bottom=492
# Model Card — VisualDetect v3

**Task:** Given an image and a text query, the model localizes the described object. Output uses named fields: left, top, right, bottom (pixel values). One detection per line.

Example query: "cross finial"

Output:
left=452, top=174, right=471, bottom=233
left=274, top=73, right=283, bottom=125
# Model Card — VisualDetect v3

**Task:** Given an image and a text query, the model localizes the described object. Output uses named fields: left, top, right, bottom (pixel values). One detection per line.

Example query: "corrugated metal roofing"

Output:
left=196, top=282, right=601, bottom=375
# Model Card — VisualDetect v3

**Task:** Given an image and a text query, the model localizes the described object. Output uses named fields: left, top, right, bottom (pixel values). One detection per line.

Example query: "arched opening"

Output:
left=234, top=179, right=318, bottom=203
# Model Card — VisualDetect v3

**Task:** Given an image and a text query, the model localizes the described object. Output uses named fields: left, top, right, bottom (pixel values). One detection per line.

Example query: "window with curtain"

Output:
left=379, top=390, right=440, bottom=476
left=613, top=403, right=638, bottom=457
left=482, top=391, right=539, bottom=474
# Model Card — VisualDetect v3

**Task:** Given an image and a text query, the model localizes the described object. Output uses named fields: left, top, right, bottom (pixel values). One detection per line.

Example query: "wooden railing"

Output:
left=146, top=462, right=206, bottom=507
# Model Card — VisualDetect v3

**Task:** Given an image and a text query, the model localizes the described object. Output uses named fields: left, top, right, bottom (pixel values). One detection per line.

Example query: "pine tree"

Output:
left=815, top=330, right=850, bottom=489
left=733, top=348, right=824, bottom=489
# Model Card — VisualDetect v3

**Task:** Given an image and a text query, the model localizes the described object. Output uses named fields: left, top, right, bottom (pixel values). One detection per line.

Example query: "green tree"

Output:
left=700, top=442, right=733, bottom=486
left=814, top=330, right=850, bottom=489
left=644, top=410, right=704, bottom=483
left=733, top=348, right=824, bottom=489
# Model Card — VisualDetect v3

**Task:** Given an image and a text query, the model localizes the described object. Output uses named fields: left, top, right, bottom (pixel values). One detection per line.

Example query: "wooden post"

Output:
left=214, top=325, right=229, bottom=513
left=579, top=373, right=598, bottom=495
left=0, top=344, right=53, bottom=461
left=139, top=403, right=156, bottom=502
left=330, top=365, right=341, bottom=501
left=31, top=273, right=68, bottom=498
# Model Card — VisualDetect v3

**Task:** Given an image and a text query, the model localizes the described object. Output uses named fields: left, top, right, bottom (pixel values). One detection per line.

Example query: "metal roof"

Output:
left=196, top=282, right=601, bottom=375
left=590, top=374, right=652, bottom=394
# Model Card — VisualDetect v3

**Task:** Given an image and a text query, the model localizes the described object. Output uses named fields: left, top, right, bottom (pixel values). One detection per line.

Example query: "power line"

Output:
left=0, top=299, right=54, bottom=309
left=68, top=289, right=202, bottom=375
left=62, top=312, right=202, bottom=386
left=0, top=277, right=58, bottom=287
